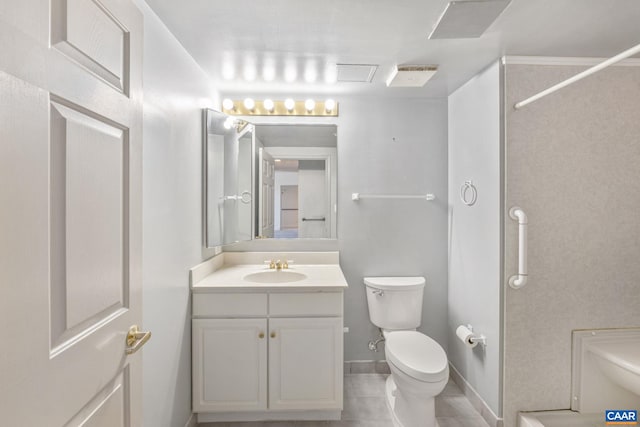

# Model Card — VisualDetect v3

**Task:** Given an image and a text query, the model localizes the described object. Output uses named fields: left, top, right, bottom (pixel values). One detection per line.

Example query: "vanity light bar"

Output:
left=222, top=99, right=339, bottom=116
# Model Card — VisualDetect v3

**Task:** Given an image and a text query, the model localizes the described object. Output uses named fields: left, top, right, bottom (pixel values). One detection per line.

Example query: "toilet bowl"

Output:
left=364, top=277, right=449, bottom=427
left=385, top=331, right=449, bottom=427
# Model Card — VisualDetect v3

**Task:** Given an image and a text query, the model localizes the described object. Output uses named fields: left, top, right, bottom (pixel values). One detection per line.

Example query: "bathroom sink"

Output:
left=243, top=270, right=307, bottom=284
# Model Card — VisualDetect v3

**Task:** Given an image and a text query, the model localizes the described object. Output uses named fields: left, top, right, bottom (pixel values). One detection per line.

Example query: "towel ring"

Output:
left=460, top=181, right=477, bottom=206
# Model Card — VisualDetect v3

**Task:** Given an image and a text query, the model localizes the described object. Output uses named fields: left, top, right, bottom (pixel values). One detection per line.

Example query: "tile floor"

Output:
left=199, top=374, right=490, bottom=427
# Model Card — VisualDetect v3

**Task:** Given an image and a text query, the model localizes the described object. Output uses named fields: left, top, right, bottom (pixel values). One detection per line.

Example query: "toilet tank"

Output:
left=364, top=277, right=425, bottom=330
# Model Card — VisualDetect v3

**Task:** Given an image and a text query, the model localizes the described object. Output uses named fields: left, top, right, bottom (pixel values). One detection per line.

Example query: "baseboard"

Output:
left=183, top=413, right=197, bottom=427
left=449, top=363, right=503, bottom=427
left=197, top=410, right=341, bottom=423
left=344, top=360, right=390, bottom=374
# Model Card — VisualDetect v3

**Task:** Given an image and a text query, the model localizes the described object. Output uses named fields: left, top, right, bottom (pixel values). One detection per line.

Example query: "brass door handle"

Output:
left=270, top=331, right=276, bottom=339
left=126, top=325, right=151, bottom=355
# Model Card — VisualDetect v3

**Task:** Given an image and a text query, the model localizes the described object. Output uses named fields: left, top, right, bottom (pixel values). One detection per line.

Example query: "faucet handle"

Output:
left=264, top=259, right=276, bottom=269
left=282, top=260, right=294, bottom=269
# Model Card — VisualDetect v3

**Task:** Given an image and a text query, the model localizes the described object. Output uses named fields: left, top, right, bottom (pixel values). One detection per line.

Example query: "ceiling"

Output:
left=145, top=0, right=640, bottom=98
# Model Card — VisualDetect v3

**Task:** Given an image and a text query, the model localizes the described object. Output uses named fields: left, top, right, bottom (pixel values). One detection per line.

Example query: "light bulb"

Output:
left=263, top=99, right=275, bottom=112
left=222, top=98, right=234, bottom=111
left=243, top=98, right=255, bottom=111
left=305, top=99, right=316, bottom=112
left=325, top=99, right=336, bottom=112
left=284, top=98, right=295, bottom=112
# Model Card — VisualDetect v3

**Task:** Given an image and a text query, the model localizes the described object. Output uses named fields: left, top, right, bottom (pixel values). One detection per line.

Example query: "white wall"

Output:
left=448, top=61, right=502, bottom=417
left=503, top=63, right=640, bottom=427
left=338, top=98, right=449, bottom=360
left=134, top=1, right=218, bottom=426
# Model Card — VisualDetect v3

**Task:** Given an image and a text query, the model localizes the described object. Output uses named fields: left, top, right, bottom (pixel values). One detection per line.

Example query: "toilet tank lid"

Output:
left=363, top=276, right=425, bottom=290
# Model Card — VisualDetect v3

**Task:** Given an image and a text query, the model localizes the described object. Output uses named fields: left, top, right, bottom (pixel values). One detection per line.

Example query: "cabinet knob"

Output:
left=259, top=332, right=265, bottom=339
left=270, top=331, right=276, bottom=339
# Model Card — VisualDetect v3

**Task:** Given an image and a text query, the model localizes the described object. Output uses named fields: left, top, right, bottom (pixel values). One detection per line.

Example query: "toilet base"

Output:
left=385, top=376, right=440, bottom=427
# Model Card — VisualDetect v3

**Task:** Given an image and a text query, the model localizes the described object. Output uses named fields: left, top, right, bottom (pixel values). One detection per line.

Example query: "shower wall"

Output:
left=502, top=62, right=640, bottom=427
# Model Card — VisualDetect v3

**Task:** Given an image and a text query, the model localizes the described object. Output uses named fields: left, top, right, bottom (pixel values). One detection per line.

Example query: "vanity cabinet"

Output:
left=192, top=290, right=343, bottom=421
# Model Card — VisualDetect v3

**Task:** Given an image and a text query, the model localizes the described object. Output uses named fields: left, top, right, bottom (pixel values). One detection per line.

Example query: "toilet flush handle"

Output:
left=372, top=289, right=384, bottom=297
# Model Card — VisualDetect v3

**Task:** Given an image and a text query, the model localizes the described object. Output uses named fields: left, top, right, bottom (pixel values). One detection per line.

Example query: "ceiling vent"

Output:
left=428, top=0, right=512, bottom=39
left=386, top=65, right=438, bottom=87
left=336, top=64, right=378, bottom=83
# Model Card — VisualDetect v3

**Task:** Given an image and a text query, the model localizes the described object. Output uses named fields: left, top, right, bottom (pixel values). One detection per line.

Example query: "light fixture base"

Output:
left=223, top=100, right=338, bottom=116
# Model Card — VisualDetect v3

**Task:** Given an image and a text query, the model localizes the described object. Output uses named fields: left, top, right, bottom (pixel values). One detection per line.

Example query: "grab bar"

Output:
left=302, top=217, right=325, bottom=222
left=508, top=206, right=528, bottom=289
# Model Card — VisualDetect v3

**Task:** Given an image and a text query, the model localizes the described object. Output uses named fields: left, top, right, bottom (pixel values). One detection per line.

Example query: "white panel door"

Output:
left=192, top=318, right=268, bottom=412
left=0, top=0, right=144, bottom=425
left=268, top=317, right=343, bottom=410
left=258, top=148, right=275, bottom=238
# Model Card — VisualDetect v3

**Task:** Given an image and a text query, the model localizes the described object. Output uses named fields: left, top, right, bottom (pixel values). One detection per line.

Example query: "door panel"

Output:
left=63, top=368, right=129, bottom=427
left=50, top=98, right=129, bottom=350
left=0, top=0, right=143, bottom=424
left=51, top=0, right=130, bottom=92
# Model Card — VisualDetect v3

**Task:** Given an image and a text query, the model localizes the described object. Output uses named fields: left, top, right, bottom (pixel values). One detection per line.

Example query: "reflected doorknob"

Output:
left=125, top=325, right=152, bottom=355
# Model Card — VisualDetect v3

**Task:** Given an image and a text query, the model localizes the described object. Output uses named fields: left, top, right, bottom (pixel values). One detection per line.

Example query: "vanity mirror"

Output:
left=203, top=109, right=254, bottom=248
left=203, top=111, right=338, bottom=247
left=255, top=124, right=337, bottom=240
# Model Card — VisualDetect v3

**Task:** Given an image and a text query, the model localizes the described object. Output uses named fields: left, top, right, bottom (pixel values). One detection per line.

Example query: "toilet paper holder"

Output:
left=459, top=324, right=487, bottom=347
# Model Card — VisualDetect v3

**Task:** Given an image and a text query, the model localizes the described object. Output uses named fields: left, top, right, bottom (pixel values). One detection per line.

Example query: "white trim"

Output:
left=183, top=413, right=197, bottom=427
left=502, top=55, right=640, bottom=67
left=449, top=363, right=503, bottom=427
left=197, top=410, right=341, bottom=423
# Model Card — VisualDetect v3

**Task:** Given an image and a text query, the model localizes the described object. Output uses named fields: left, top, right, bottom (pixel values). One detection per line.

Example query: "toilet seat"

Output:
left=385, top=331, right=448, bottom=383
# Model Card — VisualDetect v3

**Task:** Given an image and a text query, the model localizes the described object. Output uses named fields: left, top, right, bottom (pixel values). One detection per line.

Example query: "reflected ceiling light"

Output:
left=243, top=98, right=255, bottom=111
left=304, top=99, right=316, bottom=112
left=222, top=98, right=234, bottom=111
left=284, top=98, right=295, bottom=112
left=304, top=59, right=318, bottom=83
left=263, top=67, right=276, bottom=82
left=222, top=63, right=235, bottom=80
left=275, top=159, right=282, bottom=162
left=243, top=68, right=257, bottom=82
left=284, top=60, right=297, bottom=82
left=325, top=98, right=336, bottom=112
left=304, top=69, right=318, bottom=83
left=263, top=99, right=275, bottom=112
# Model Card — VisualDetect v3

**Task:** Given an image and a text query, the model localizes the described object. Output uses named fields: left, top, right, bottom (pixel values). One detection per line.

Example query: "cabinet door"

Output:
left=269, top=317, right=343, bottom=410
left=193, top=318, right=267, bottom=412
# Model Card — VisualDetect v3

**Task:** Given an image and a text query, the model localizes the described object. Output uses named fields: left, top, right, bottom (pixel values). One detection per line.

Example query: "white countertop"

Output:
left=190, top=252, right=348, bottom=292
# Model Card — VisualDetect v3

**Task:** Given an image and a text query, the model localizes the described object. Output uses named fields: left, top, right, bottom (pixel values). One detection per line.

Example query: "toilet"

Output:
left=364, top=277, right=449, bottom=427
